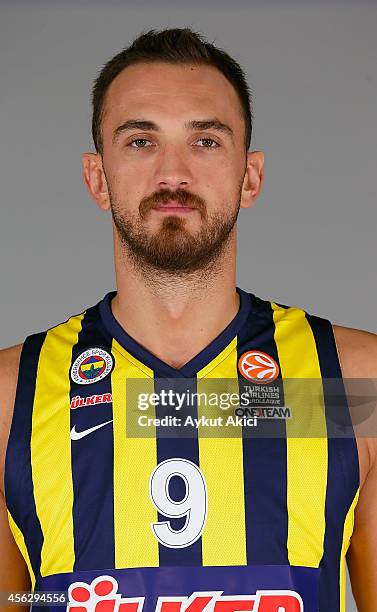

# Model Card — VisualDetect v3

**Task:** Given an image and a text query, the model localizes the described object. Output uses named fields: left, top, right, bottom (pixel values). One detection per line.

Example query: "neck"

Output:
left=111, top=234, right=239, bottom=370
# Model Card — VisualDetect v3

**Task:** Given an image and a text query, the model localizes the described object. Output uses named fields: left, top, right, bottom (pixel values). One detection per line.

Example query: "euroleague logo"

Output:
left=70, top=347, right=114, bottom=385
left=238, top=350, right=279, bottom=383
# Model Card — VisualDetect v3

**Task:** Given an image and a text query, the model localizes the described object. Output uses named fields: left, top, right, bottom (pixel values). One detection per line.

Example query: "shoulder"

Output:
left=332, top=324, right=377, bottom=378
left=0, top=344, right=23, bottom=495
left=332, top=324, right=377, bottom=490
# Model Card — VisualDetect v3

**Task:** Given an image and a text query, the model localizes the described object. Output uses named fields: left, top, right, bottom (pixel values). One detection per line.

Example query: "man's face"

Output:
left=97, top=62, right=252, bottom=274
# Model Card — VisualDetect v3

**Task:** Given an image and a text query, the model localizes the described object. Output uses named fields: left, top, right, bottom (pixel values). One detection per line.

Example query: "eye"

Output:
left=195, top=138, right=220, bottom=148
left=128, top=138, right=153, bottom=148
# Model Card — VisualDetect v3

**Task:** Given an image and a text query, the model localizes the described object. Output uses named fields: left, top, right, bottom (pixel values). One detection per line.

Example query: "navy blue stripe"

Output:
left=37, top=564, right=320, bottom=612
left=154, top=376, right=202, bottom=565
left=4, top=332, right=46, bottom=583
left=70, top=304, right=115, bottom=571
left=306, top=314, right=359, bottom=612
left=237, top=297, right=289, bottom=565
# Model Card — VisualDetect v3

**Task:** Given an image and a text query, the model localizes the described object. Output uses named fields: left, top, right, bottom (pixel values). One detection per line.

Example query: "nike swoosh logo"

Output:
left=70, top=419, right=113, bottom=440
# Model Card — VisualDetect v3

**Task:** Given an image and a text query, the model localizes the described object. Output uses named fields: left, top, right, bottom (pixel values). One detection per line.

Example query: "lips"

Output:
left=152, top=200, right=197, bottom=214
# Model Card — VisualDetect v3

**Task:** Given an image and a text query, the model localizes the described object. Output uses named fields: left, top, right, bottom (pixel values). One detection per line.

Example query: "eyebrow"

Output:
left=112, top=118, right=234, bottom=144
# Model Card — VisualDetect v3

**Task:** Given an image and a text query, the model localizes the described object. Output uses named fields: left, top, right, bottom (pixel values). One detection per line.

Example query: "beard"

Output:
left=108, top=185, right=242, bottom=276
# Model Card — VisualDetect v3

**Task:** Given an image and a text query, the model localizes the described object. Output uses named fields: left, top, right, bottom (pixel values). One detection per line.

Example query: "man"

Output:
left=0, top=27, right=376, bottom=612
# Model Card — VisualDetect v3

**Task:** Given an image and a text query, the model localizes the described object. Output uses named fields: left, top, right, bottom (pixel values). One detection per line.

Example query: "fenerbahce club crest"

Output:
left=70, top=347, right=114, bottom=385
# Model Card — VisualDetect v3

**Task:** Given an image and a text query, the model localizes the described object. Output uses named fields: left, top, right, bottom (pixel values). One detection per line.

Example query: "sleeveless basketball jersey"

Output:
left=5, top=288, right=359, bottom=612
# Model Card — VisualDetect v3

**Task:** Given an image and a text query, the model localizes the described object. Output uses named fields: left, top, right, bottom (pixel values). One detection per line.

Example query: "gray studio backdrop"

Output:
left=1, top=0, right=376, bottom=609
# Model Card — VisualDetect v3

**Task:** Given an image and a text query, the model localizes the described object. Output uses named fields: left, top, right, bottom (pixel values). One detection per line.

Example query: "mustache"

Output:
left=139, top=189, right=206, bottom=217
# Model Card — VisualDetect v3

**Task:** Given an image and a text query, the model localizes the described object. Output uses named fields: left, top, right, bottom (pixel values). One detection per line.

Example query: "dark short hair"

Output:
left=91, top=28, right=253, bottom=154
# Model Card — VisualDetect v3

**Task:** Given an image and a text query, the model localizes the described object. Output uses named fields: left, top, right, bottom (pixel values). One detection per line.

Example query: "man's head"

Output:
left=83, top=28, right=264, bottom=277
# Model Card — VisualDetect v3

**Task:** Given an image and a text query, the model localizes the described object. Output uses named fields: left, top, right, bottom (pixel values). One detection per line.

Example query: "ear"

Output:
left=82, top=152, right=111, bottom=211
left=240, top=150, right=264, bottom=209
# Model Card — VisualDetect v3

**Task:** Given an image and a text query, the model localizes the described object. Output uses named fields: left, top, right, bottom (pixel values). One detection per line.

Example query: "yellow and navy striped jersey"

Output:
left=5, top=288, right=359, bottom=612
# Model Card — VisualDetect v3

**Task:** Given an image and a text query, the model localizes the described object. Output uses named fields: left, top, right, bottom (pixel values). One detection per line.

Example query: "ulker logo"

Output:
left=70, top=348, right=114, bottom=385
left=238, top=350, right=279, bottom=383
left=70, top=393, right=112, bottom=409
left=67, top=575, right=303, bottom=611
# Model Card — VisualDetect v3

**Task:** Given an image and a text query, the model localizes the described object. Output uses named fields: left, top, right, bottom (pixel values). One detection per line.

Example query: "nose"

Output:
left=154, top=144, right=193, bottom=190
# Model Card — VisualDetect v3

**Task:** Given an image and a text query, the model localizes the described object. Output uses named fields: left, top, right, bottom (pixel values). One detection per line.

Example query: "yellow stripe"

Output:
left=112, top=339, right=159, bottom=568
left=340, top=487, right=360, bottom=612
left=197, top=337, right=247, bottom=566
left=272, top=303, right=327, bottom=567
left=7, top=510, right=36, bottom=589
left=31, top=312, right=84, bottom=576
